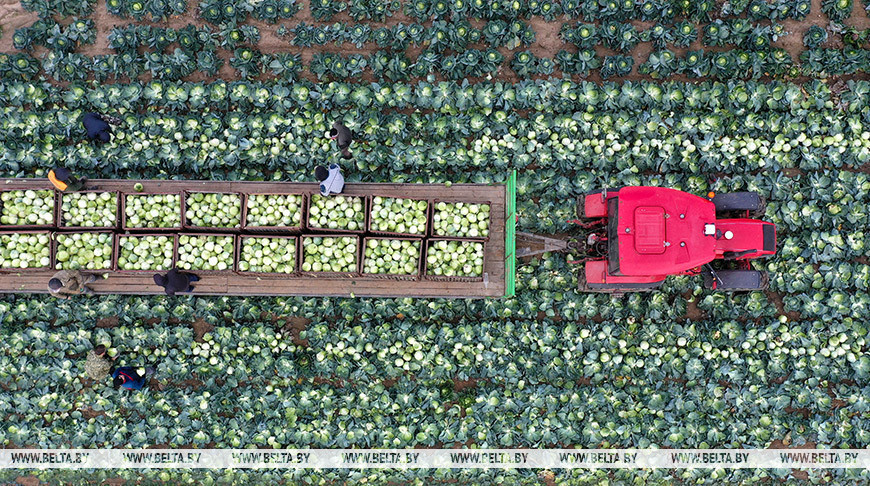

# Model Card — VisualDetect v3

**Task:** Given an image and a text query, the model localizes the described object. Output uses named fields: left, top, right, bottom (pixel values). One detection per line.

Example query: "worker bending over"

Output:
left=112, top=365, right=155, bottom=391
left=328, top=122, right=353, bottom=160
left=316, top=164, right=344, bottom=196
left=153, top=268, right=200, bottom=296
left=82, top=112, right=120, bottom=143
left=48, top=270, right=97, bottom=298
left=48, top=167, right=86, bottom=192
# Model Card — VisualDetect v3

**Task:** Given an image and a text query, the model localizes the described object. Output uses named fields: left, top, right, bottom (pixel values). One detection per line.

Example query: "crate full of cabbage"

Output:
left=362, top=237, right=422, bottom=279
left=184, top=192, right=242, bottom=229
left=368, top=196, right=428, bottom=236
left=238, top=236, right=297, bottom=274
left=177, top=234, right=236, bottom=272
left=244, top=193, right=305, bottom=231
left=0, top=232, right=52, bottom=269
left=54, top=232, right=114, bottom=270
left=123, top=193, right=182, bottom=230
left=60, top=191, right=118, bottom=228
left=431, top=200, right=491, bottom=239
left=307, top=194, right=365, bottom=232
left=301, top=235, right=359, bottom=275
left=115, top=234, right=176, bottom=272
left=425, top=239, right=485, bottom=281
left=0, top=190, right=56, bottom=228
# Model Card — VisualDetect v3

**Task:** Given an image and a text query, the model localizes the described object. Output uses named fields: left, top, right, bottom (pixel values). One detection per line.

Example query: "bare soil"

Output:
left=683, top=291, right=705, bottom=321
left=190, top=317, right=214, bottom=343
left=96, top=315, right=120, bottom=328
left=766, top=290, right=802, bottom=322
left=282, top=315, right=310, bottom=346
left=453, top=377, right=480, bottom=392
left=81, top=407, right=106, bottom=419
left=0, top=0, right=37, bottom=52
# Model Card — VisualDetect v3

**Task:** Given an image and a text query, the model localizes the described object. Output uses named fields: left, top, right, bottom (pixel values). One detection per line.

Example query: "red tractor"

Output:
left=571, top=186, right=777, bottom=293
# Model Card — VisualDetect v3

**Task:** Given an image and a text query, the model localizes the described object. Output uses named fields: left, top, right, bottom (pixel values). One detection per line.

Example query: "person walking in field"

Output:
left=84, top=344, right=116, bottom=381
left=328, top=121, right=354, bottom=160
left=48, top=270, right=97, bottom=298
left=82, top=112, right=119, bottom=143
left=112, top=365, right=155, bottom=391
left=48, top=167, right=86, bottom=192
left=315, top=164, right=345, bottom=197
left=153, top=268, right=200, bottom=296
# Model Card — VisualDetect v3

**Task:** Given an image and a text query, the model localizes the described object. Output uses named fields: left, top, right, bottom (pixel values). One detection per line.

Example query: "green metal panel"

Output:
left=505, top=170, right=517, bottom=297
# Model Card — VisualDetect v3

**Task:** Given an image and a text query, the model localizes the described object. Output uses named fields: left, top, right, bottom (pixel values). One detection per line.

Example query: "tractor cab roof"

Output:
left=611, top=186, right=717, bottom=276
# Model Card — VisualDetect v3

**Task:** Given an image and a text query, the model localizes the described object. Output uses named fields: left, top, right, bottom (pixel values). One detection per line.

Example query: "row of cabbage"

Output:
left=16, top=20, right=806, bottom=82
left=0, top=79, right=859, bottom=113
left=5, top=297, right=867, bottom=387
left=18, top=0, right=820, bottom=22
left=5, top=466, right=855, bottom=485
left=5, top=111, right=870, bottom=181
left=10, top=43, right=870, bottom=83
left=7, top=106, right=870, bottom=181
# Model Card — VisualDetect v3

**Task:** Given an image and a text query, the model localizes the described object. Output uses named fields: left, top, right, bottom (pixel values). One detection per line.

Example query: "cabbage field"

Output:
left=2, top=0, right=870, bottom=483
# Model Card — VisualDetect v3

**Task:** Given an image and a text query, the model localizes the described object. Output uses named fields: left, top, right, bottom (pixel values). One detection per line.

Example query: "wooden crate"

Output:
left=0, top=230, right=54, bottom=272
left=113, top=233, right=177, bottom=273
left=175, top=233, right=238, bottom=274
left=423, top=238, right=486, bottom=282
left=306, top=193, right=367, bottom=234
left=429, top=198, right=492, bottom=241
left=241, top=192, right=306, bottom=233
left=120, top=192, right=183, bottom=231
left=0, top=188, right=58, bottom=229
left=182, top=191, right=244, bottom=231
left=360, top=236, right=423, bottom=280
left=236, top=235, right=299, bottom=276
left=366, top=195, right=429, bottom=238
left=299, top=235, right=361, bottom=277
left=52, top=230, right=115, bottom=271
left=58, top=190, right=120, bottom=230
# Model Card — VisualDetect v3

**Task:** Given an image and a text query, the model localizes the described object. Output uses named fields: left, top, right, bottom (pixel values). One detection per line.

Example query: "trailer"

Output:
left=0, top=178, right=516, bottom=298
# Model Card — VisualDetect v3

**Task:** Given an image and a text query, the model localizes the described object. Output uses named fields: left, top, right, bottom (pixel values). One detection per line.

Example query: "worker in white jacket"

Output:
left=315, top=164, right=344, bottom=196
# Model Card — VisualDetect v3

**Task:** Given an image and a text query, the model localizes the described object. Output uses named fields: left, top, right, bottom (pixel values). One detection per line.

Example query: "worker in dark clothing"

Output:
left=328, top=122, right=353, bottom=160
left=82, top=112, right=114, bottom=143
left=315, top=164, right=345, bottom=196
left=112, top=365, right=155, bottom=391
left=48, top=167, right=86, bottom=192
left=153, top=268, right=200, bottom=296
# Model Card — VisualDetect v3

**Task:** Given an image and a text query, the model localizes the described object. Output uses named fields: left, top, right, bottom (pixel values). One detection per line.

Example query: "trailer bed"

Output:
left=0, top=179, right=506, bottom=298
